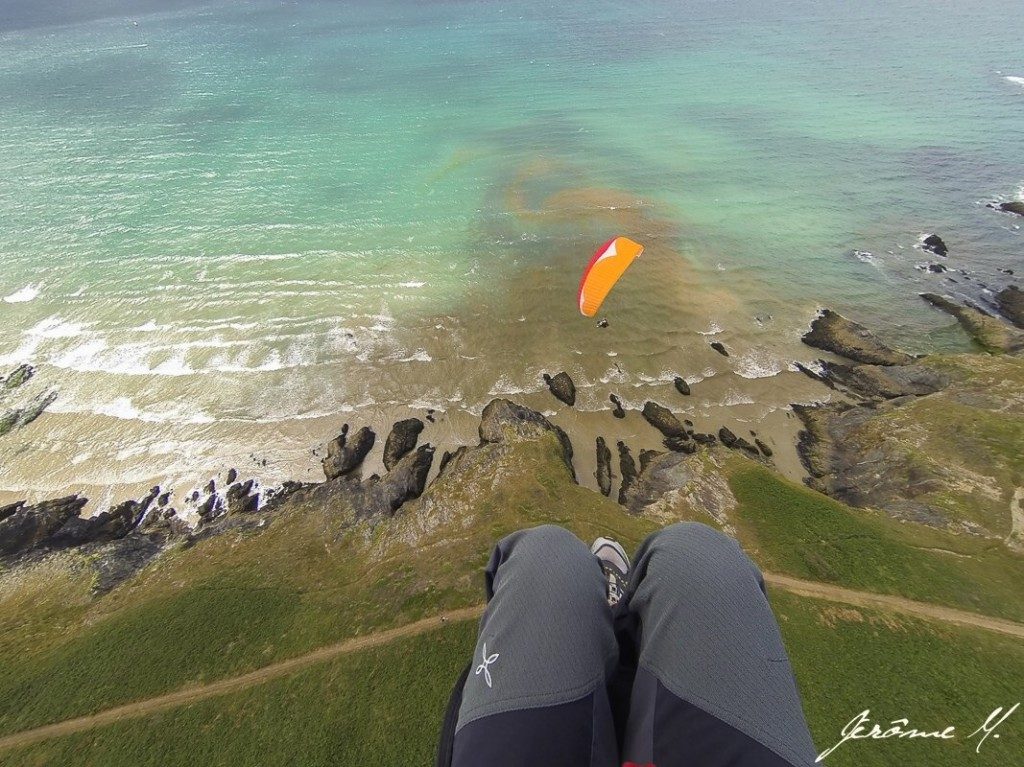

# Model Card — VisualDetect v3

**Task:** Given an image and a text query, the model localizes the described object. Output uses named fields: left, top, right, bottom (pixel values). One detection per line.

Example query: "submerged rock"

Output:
left=595, top=437, right=613, bottom=497
left=641, top=401, right=688, bottom=439
left=802, top=309, right=913, bottom=366
left=543, top=372, right=577, bottom=407
left=989, top=201, right=1024, bottom=217
left=0, top=389, right=58, bottom=437
left=995, top=285, right=1024, bottom=329
left=755, top=438, right=773, bottom=458
left=609, top=394, right=626, bottom=419
left=710, top=341, right=729, bottom=357
left=383, top=418, right=425, bottom=471
left=322, top=425, right=376, bottom=481
left=673, top=376, right=691, bottom=396
left=921, top=293, right=1024, bottom=354
left=2, top=364, right=34, bottom=391
left=922, top=234, right=948, bottom=256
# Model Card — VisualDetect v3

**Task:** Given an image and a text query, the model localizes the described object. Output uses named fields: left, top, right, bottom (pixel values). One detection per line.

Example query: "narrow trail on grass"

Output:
left=763, top=573, right=1024, bottom=639
left=2, top=576, right=1023, bottom=752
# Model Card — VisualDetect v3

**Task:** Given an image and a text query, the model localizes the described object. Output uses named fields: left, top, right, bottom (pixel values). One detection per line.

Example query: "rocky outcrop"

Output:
left=349, top=445, right=435, bottom=518
left=922, top=234, right=948, bottom=256
left=793, top=347, right=1024, bottom=539
left=383, top=418, right=425, bottom=471
left=321, top=425, right=376, bottom=480
left=480, top=399, right=574, bottom=477
left=616, top=441, right=638, bottom=506
left=543, top=372, right=576, bottom=407
left=802, top=309, right=913, bottom=366
left=595, top=437, right=612, bottom=497
left=820, top=361, right=950, bottom=400
left=673, top=376, right=691, bottom=396
left=226, top=480, right=260, bottom=515
left=995, top=285, right=1024, bottom=329
left=620, top=450, right=736, bottom=527
left=0, top=496, right=87, bottom=556
left=921, top=293, right=1024, bottom=354
left=754, top=438, right=773, bottom=458
left=710, top=342, right=729, bottom=357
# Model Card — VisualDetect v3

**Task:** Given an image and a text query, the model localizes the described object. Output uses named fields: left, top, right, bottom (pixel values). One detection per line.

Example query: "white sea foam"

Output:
left=697, top=322, right=723, bottom=336
left=734, top=349, right=785, bottom=380
left=1006, top=76, right=1024, bottom=88
left=398, top=281, right=426, bottom=288
left=3, top=284, right=40, bottom=303
left=398, top=350, right=432, bottom=363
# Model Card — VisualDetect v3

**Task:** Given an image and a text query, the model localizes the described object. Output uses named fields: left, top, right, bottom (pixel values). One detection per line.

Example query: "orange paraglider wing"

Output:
left=577, top=236, right=644, bottom=317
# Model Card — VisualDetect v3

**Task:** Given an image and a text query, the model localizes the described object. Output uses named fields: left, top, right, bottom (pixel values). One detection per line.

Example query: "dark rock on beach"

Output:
left=641, top=401, right=687, bottom=439
left=226, top=468, right=238, bottom=485
left=710, top=341, right=729, bottom=357
left=383, top=418, right=425, bottom=471
left=755, top=439, right=773, bottom=457
left=543, top=372, right=577, bottom=407
left=322, top=425, right=376, bottom=480
left=718, top=427, right=738, bottom=448
left=995, top=285, right=1024, bottom=329
left=921, top=234, right=948, bottom=257
left=0, top=495, right=88, bottom=556
left=609, top=394, right=626, bottom=419
left=595, top=437, right=612, bottom=497
left=616, top=441, right=638, bottom=506
left=802, top=309, right=913, bottom=366
left=673, top=376, right=691, bottom=396
left=663, top=435, right=697, bottom=454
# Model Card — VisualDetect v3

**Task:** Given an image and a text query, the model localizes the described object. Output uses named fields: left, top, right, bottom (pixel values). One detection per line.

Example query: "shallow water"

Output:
left=1, top=0, right=1022, bottom=505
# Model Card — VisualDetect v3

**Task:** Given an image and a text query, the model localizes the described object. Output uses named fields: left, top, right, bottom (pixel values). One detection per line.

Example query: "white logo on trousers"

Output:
left=475, top=642, right=500, bottom=688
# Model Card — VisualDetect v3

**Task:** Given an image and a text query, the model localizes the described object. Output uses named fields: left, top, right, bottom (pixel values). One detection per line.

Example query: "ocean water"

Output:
left=1, top=0, right=1022, bottom=503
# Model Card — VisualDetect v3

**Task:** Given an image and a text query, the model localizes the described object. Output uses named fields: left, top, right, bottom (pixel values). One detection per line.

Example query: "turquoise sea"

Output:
left=0, top=0, right=1022, bottom=502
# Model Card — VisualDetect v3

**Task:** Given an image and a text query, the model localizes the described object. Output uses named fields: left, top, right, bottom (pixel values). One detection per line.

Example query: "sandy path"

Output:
left=1, top=577, right=1022, bottom=752
left=764, top=573, right=1024, bottom=639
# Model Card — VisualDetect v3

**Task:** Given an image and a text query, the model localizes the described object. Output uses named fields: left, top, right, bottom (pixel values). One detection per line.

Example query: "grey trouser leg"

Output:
left=622, top=523, right=818, bottom=767
left=452, top=525, right=620, bottom=767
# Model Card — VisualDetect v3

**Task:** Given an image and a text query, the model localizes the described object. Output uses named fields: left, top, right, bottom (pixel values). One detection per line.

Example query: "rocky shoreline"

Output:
left=2, top=223, right=1022, bottom=592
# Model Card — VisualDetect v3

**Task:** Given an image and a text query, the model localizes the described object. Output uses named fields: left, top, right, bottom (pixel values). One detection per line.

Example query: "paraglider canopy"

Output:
left=577, top=236, right=644, bottom=317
